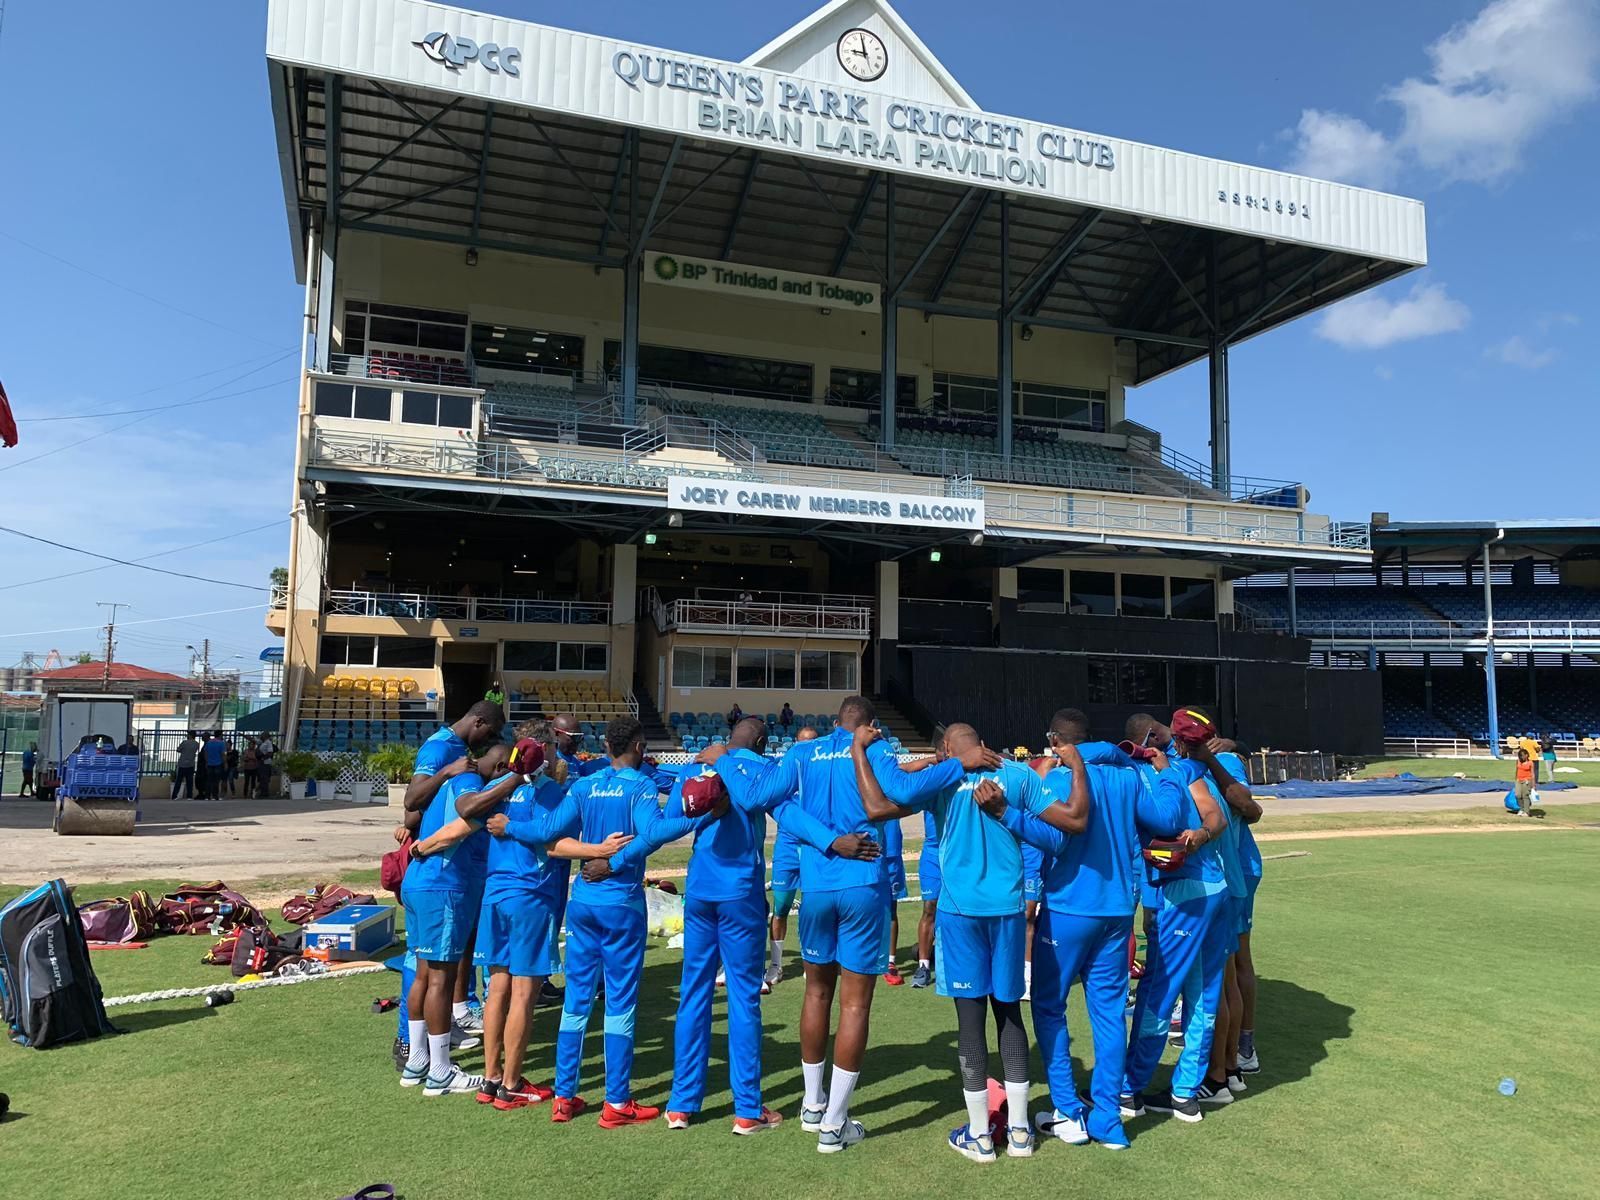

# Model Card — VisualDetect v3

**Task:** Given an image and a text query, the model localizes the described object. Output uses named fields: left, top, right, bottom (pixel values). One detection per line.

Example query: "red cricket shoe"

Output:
left=494, top=1078, right=555, bottom=1110
left=731, top=1107, right=784, bottom=1136
left=551, top=1096, right=588, bottom=1123
left=599, top=1100, right=661, bottom=1128
left=476, top=1079, right=502, bottom=1105
left=666, top=1110, right=692, bottom=1130
left=884, top=967, right=905, bottom=986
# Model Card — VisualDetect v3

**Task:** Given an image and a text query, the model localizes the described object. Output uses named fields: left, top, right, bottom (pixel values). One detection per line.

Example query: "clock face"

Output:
left=837, top=27, right=888, bottom=82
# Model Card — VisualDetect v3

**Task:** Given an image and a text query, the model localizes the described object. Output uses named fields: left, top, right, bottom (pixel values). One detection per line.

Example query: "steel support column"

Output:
left=880, top=174, right=897, bottom=452
left=620, top=135, right=641, bottom=421
left=314, top=77, right=341, bottom=372
left=1287, top=566, right=1298, bottom=639
left=1206, top=236, right=1231, bottom=494
left=997, top=194, right=1014, bottom=462
left=1483, top=541, right=1501, bottom=757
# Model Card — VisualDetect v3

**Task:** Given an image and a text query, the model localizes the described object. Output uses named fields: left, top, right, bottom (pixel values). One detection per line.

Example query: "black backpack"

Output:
left=0, top=879, right=116, bottom=1048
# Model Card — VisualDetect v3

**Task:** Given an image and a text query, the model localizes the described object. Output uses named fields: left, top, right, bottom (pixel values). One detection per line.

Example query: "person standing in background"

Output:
left=1513, top=748, right=1536, bottom=817
left=223, top=742, right=240, bottom=797
left=241, top=739, right=260, bottom=799
left=256, top=734, right=276, bottom=797
left=172, top=732, right=199, bottom=799
left=201, top=731, right=227, bottom=800
left=19, top=743, right=37, bottom=797
left=1542, top=736, right=1558, bottom=784
left=485, top=680, right=506, bottom=707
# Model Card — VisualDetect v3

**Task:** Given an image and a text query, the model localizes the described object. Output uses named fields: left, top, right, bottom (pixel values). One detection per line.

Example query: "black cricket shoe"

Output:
left=392, top=1036, right=409, bottom=1072
left=1194, top=1077, right=1234, bottom=1106
left=1117, top=1092, right=1145, bottom=1118
left=1143, top=1091, right=1202, bottom=1123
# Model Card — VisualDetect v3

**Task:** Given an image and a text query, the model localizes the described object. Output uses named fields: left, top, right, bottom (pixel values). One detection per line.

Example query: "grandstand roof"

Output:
left=1372, top=520, right=1600, bottom=563
left=265, top=0, right=1427, bottom=383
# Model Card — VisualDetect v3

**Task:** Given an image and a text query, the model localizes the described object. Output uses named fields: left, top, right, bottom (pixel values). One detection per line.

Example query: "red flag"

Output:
left=0, top=379, right=16, bottom=448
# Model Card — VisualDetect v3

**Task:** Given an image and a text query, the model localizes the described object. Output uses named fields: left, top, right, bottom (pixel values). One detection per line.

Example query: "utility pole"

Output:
left=96, top=602, right=128, bottom=688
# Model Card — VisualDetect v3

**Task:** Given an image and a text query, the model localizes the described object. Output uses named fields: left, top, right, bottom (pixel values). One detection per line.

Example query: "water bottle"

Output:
left=204, top=990, right=235, bottom=1008
left=1497, top=1078, right=1516, bottom=1096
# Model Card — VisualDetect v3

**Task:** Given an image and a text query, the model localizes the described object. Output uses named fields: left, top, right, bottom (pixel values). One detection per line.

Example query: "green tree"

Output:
left=74, top=651, right=94, bottom=664
left=270, top=566, right=288, bottom=588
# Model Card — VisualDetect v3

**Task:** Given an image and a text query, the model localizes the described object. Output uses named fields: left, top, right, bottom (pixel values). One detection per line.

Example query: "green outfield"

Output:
left=3, top=828, right=1597, bottom=1200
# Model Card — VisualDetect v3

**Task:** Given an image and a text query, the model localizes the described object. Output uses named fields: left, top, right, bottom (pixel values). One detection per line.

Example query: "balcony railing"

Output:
left=306, top=428, right=1368, bottom=554
left=1246, top=617, right=1600, bottom=647
left=326, top=589, right=611, bottom=625
left=643, top=587, right=871, bottom=638
left=328, top=351, right=476, bottom=389
left=269, top=582, right=287, bottom=608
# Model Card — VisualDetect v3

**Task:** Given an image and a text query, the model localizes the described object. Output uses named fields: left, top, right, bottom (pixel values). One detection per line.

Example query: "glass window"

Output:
left=313, top=382, right=354, bottom=418
left=674, top=646, right=732, bottom=687
left=349, top=301, right=467, bottom=354
left=672, top=648, right=701, bottom=687
left=1121, top=574, right=1166, bottom=618
left=1173, top=662, right=1218, bottom=708
left=1086, top=658, right=1118, bottom=704
left=1017, top=568, right=1065, bottom=612
left=800, top=650, right=830, bottom=691
left=1012, top=381, right=1107, bottom=431
left=1119, top=660, right=1168, bottom=706
left=827, top=367, right=919, bottom=411
left=932, top=372, right=998, bottom=415
left=608, top=341, right=813, bottom=400
left=472, top=324, right=586, bottom=374
left=737, top=649, right=768, bottom=690
left=400, top=391, right=474, bottom=429
left=1069, top=570, right=1116, bottom=616
left=557, top=643, right=607, bottom=673
left=703, top=647, right=732, bottom=688
left=353, top=385, right=391, bottom=421
left=318, top=635, right=377, bottom=666
left=1170, top=577, right=1216, bottom=621
left=376, top=637, right=435, bottom=668
left=770, top=650, right=796, bottom=690
left=802, top=650, right=857, bottom=690
left=503, top=642, right=558, bottom=673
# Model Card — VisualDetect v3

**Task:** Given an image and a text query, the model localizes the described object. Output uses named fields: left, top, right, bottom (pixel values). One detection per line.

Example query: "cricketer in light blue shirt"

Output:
left=570, top=764, right=699, bottom=907
left=918, top=758, right=1055, bottom=918
left=406, top=769, right=492, bottom=893
left=740, top=725, right=964, bottom=893
left=688, top=748, right=841, bottom=901
left=486, top=775, right=578, bottom=900
left=415, top=725, right=469, bottom=778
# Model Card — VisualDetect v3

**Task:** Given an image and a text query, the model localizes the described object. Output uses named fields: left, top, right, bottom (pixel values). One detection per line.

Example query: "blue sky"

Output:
left=1, top=0, right=1596, bottom=676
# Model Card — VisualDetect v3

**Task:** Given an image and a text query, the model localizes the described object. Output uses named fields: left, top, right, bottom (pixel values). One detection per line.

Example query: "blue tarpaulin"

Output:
left=1253, top=772, right=1577, bottom=799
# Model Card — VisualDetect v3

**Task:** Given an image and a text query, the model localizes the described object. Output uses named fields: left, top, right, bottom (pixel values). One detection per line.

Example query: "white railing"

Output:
left=269, top=582, right=287, bottom=608
left=666, top=598, right=873, bottom=638
left=326, top=589, right=611, bottom=626
left=691, top=586, right=872, bottom=608
left=1381, top=736, right=1600, bottom=759
left=306, top=427, right=1369, bottom=555
left=1249, top=617, right=1600, bottom=647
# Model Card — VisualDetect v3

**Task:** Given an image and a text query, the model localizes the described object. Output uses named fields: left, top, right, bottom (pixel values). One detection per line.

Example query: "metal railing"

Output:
left=269, top=582, right=288, bottom=608
left=663, top=597, right=872, bottom=638
left=307, top=428, right=1368, bottom=553
left=691, top=586, right=872, bottom=608
left=326, top=589, right=611, bottom=625
left=1245, top=617, right=1600, bottom=647
left=1381, top=736, right=1600, bottom=759
left=327, top=351, right=477, bottom=389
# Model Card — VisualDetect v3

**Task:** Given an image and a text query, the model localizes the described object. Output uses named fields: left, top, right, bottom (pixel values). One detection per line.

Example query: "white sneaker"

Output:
left=800, top=1097, right=829, bottom=1133
left=763, top=963, right=782, bottom=987
left=1035, top=1109, right=1090, bottom=1145
left=1226, top=1071, right=1248, bottom=1094
left=1005, top=1127, right=1036, bottom=1158
left=947, top=1124, right=996, bottom=1163
left=423, top=1065, right=486, bottom=1097
left=1237, top=1049, right=1261, bottom=1073
left=817, top=1119, right=866, bottom=1153
left=716, top=969, right=727, bottom=987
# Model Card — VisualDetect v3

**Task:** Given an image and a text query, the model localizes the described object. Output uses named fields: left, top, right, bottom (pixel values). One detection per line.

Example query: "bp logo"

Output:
left=414, top=32, right=522, bottom=76
left=653, top=255, right=680, bottom=282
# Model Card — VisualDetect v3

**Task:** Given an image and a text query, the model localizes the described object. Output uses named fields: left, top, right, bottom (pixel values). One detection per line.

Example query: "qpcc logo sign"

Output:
left=414, top=32, right=521, bottom=76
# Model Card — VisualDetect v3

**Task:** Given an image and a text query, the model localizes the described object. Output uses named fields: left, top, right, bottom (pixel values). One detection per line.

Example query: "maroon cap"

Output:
left=681, top=771, right=727, bottom=817
left=509, top=738, right=545, bottom=776
left=1117, top=739, right=1160, bottom=762
left=1170, top=709, right=1217, bottom=745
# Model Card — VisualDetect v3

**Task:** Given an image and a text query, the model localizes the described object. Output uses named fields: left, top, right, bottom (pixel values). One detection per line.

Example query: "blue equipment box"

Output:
left=302, top=904, right=396, bottom=960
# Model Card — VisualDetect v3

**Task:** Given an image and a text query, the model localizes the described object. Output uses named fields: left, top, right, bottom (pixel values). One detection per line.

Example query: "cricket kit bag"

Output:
left=78, top=890, right=161, bottom=944
left=0, top=879, right=116, bottom=1048
left=281, top=885, right=376, bottom=926
left=157, top=882, right=263, bottom=935
left=204, top=925, right=305, bottom=976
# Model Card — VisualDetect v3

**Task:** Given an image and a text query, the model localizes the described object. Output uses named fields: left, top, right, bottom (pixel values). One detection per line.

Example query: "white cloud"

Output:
left=1316, top=281, right=1471, bottom=349
left=1488, top=334, right=1558, bottom=368
left=1286, top=0, right=1600, bottom=186
left=1286, top=110, right=1397, bottom=189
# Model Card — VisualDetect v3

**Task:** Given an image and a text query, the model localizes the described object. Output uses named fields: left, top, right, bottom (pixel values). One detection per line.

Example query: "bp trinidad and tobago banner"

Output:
left=0, top=379, right=17, bottom=448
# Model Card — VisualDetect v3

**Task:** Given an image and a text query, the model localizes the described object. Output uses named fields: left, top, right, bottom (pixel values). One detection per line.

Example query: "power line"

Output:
left=0, top=230, right=282, bottom=347
left=27, top=347, right=298, bottom=421
left=0, top=370, right=296, bottom=474
left=0, top=526, right=267, bottom=591
left=0, top=518, right=286, bottom=592
left=0, top=603, right=269, bottom=641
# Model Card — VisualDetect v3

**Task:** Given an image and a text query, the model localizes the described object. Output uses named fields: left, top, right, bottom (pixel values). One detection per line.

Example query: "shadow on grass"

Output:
left=112, top=1006, right=217, bottom=1035
left=1239, top=976, right=1354, bottom=1097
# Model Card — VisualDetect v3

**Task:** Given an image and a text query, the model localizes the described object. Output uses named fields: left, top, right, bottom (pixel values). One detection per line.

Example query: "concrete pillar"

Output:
left=610, top=543, right=639, bottom=698
left=992, top=566, right=1017, bottom=642
left=875, top=559, right=900, bottom=694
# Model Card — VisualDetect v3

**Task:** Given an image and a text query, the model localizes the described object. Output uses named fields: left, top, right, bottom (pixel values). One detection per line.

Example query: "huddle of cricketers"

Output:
left=392, top=694, right=1264, bottom=1161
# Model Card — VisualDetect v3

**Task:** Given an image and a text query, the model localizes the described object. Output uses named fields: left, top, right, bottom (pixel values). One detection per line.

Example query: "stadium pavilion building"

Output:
left=263, top=0, right=1427, bottom=756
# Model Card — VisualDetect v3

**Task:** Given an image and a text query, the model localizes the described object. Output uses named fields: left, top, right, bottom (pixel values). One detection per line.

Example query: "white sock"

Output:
left=823, top=1066, right=859, bottom=1129
left=451, top=1000, right=470, bottom=1021
left=1024, top=961, right=1032, bottom=984
left=1005, top=1080, right=1030, bottom=1130
left=963, top=1088, right=990, bottom=1137
left=427, top=1031, right=452, bottom=1079
left=802, top=1059, right=827, bottom=1110
left=406, top=1020, right=428, bottom=1068
left=770, top=939, right=782, bottom=970
left=918, top=958, right=930, bottom=970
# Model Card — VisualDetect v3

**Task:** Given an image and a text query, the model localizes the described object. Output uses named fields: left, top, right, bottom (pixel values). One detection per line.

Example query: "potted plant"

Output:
left=280, top=750, right=318, bottom=801
left=311, top=755, right=342, bottom=800
left=368, top=743, right=417, bottom=806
